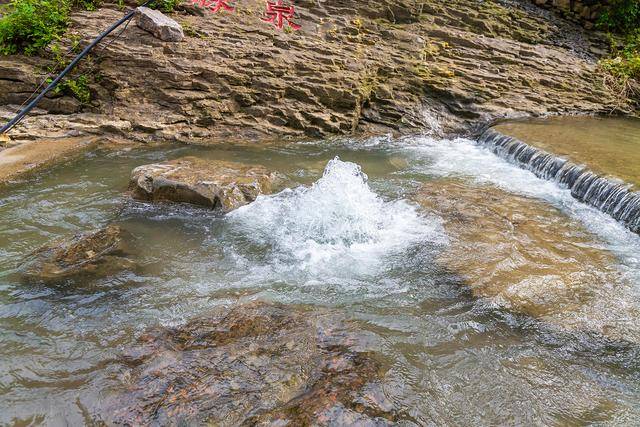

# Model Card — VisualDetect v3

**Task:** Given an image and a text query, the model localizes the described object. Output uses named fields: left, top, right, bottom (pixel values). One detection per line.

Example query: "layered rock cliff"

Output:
left=0, top=0, right=634, bottom=143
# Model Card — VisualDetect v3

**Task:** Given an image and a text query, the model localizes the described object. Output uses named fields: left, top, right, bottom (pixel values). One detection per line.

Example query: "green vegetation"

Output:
left=0, top=0, right=69, bottom=55
left=0, top=0, right=164, bottom=103
left=46, top=40, right=92, bottom=104
left=148, top=0, right=180, bottom=13
left=597, top=0, right=640, bottom=99
left=600, top=33, right=640, bottom=80
left=72, top=0, right=101, bottom=11
left=0, top=0, right=174, bottom=56
left=54, top=74, right=91, bottom=103
left=597, top=0, right=640, bottom=34
left=0, top=0, right=101, bottom=56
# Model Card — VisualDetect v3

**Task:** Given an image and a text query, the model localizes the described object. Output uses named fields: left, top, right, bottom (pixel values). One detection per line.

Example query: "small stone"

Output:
left=135, top=7, right=184, bottom=42
left=18, top=225, right=134, bottom=284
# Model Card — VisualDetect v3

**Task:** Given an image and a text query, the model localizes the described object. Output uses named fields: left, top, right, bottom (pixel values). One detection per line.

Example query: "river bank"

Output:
left=1, top=0, right=636, bottom=146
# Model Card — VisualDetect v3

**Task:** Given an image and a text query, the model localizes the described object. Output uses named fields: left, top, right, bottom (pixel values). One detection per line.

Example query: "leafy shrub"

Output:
left=55, top=74, right=91, bottom=103
left=596, top=1, right=640, bottom=101
left=601, top=51, right=640, bottom=79
left=597, top=0, right=640, bottom=34
left=599, top=40, right=640, bottom=105
left=44, top=39, right=93, bottom=103
left=148, top=0, right=180, bottom=13
left=0, top=0, right=69, bottom=55
left=72, top=0, right=101, bottom=11
left=0, top=0, right=176, bottom=55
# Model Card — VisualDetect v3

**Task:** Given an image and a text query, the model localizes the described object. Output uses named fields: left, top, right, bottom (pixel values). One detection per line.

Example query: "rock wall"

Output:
left=532, top=0, right=609, bottom=28
left=0, top=0, right=634, bottom=143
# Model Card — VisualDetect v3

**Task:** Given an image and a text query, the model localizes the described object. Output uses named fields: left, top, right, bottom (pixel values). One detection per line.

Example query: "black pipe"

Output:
left=0, top=2, right=150, bottom=134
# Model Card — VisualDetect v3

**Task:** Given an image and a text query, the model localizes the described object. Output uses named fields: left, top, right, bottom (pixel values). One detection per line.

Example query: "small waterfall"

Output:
left=478, top=128, right=640, bottom=234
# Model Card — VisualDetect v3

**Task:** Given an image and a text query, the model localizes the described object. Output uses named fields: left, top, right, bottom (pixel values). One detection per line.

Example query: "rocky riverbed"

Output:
left=104, top=301, right=392, bottom=425
left=2, top=1, right=640, bottom=425
left=2, top=136, right=640, bottom=424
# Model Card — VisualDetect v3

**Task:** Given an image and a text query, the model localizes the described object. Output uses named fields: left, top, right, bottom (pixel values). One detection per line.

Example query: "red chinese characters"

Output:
left=192, top=0, right=234, bottom=13
left=191, top=0, right=301, bottom=31
left=262, top=0, right=301, bottom=31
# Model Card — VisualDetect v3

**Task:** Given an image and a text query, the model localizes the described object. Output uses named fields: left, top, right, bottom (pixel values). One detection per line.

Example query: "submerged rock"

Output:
left=18, top=224, right=134, bottom=284
left=416, top=180, right=639, bottom=342
left=104, top=301, right=394, bottom=425
left=129, top=157, right=279, bottom=212
left=135, top=7, right=184, bottom=42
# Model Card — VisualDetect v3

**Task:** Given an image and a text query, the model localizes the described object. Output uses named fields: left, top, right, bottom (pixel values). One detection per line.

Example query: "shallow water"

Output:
left=1, top=136, right=640, bottom=424
left=495, top=116, right=640, bottom=189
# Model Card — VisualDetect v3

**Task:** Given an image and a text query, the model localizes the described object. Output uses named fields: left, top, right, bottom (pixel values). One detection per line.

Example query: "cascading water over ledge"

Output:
left=478, top=128, right=640, bottom=234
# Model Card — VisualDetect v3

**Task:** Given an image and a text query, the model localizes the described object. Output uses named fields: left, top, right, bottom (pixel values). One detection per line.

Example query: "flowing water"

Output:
left=1, top=133, right=640, bottom=425
left=494, top=116, right=640, bottom=189
left=481, top=117, right=640, bottom=234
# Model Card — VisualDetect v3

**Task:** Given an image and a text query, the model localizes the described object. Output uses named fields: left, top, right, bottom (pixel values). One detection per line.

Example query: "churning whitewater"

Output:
left=227, top=157, right=445, bottom=278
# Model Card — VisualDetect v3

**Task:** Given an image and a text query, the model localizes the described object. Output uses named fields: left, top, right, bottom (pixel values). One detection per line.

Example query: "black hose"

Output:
left=0, top=1, right=151, bottom=134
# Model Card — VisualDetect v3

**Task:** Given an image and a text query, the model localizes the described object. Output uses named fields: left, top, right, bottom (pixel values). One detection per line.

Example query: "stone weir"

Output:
left=478, top=128, right=640, bottom=234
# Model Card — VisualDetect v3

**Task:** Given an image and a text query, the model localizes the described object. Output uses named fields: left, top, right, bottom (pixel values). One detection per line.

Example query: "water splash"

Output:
left=227, top=157, right=444, bottom=278
left=478, top=128, right=640, bottom=234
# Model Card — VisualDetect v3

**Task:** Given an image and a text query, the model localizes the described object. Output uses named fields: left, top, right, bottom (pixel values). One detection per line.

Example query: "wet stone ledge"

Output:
left=478, top=128, right=640, bottom=234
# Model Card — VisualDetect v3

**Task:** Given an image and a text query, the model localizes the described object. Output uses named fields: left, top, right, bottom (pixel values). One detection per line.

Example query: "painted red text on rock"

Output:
left=262, top=0, right=301, bottom=31
left=191, top=0, right=301, bottom=31
left=192, top=0, right=234, bottom=13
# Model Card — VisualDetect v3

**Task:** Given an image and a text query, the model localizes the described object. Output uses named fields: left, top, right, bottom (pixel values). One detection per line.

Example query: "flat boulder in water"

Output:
left=18, top=224, right=133, bottom=284
left=104, top=301, right=395, bottom=425
left=129, top=157, right=279, bottom=212
left=416, top=180, right=639, bottom=342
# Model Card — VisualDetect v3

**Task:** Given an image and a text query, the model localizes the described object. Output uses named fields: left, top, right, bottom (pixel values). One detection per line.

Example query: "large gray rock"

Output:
left=135, top=7, right=184, bottom=42
left=129, top=157, right=279, bottom=212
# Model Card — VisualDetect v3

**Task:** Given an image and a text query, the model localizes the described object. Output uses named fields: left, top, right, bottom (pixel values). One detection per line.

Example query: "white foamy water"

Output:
left=404, top=136, right=640, bottom=261
left=227, top=157, right=445, bottom=280
left=402, top=136, right=640, bottom=340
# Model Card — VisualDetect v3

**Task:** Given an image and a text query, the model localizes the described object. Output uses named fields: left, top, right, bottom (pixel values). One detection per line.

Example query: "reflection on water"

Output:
left=0, top=136, right=640, bottom=424
left=495, top=116, right=640, bottom=189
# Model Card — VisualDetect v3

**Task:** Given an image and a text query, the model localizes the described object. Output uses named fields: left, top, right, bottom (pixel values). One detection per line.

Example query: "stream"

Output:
left=1, top=128, right=640, bottom=424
